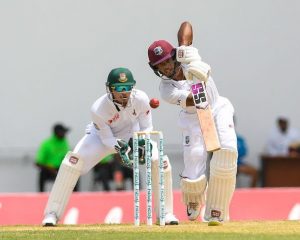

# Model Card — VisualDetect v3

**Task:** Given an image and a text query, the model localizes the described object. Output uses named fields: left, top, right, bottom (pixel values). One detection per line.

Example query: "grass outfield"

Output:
left=1, top=221, right=300, bottom=240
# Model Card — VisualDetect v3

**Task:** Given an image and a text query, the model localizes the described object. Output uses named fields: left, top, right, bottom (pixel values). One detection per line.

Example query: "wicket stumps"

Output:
left=133, top=131, right=165, bottom=226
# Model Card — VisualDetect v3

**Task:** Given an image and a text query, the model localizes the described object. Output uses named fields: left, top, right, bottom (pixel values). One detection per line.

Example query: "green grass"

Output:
left=1, top=221, right=300, bottom=240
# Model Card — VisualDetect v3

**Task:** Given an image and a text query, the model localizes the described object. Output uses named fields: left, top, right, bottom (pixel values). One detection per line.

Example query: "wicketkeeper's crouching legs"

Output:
left=151, top=155, right=179, bottom=225
left=42, top=152, right=83, bottom=226
left=204, top=148, right=237, bottom=225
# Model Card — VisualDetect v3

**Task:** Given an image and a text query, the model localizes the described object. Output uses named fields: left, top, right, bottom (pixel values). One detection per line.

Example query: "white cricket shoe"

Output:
left=156, top=213, right=179, bottom=225
left=208, top=217, right=223, bottom=226
left=42, top=212, right=58, bottom=226
left=165, top=213, right=179, bottom=225
left=187, top=202, right=200, bottom=221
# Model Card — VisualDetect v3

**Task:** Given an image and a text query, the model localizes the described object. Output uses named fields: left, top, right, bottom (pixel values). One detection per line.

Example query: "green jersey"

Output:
left=36, top=135, right=70, bottom=169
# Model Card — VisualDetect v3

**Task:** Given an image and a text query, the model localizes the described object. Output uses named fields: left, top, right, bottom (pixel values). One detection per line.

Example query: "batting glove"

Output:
left=185, top=60, right=211, bottom=82
left=176, top=46, right=201, bottom=64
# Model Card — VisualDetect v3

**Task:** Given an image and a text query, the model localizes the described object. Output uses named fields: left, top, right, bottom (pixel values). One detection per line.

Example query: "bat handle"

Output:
left=192, top=75, right=202, bottom=84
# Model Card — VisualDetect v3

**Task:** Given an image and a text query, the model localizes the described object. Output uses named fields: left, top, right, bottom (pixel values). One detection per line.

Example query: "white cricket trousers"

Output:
left=179, top=97, right=237, bottom=180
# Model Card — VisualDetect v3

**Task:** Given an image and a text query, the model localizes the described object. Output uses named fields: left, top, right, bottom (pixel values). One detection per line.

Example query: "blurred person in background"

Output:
left=265, top=117, right=300, bottom=156
left=36, top=123, right=80, bottom=192
left=236, top=133, right=259, bottom=187
left=234, top=117, right=259, bottom=188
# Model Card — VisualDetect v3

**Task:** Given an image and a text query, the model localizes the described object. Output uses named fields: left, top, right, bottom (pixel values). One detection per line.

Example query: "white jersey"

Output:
left=159, top=74, right=221, bottom=114
left=266, top=127, right=300, bottom=156
left=158, top=68, right=237, bottom=173
left=90, top=89, right=153, bottom=149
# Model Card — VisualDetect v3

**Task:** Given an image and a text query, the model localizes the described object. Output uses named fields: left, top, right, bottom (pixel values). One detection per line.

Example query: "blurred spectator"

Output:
left=93, top=153, right=133, bottom=191
left=237, top=134, right=259, bottom=187
left=234, top=117, right=259, bottom=187
left=265, top=117, right=300, bottom=156
left=35, top=123, right=79, bottom=192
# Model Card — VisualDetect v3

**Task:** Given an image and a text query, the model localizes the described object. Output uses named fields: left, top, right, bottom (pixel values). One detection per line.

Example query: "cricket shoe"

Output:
left=187, top=202, right=200, bottom=221
left=42, top=212, right=58, bottom=226
left=165, top=213, right=179, bottom=225
left=156, top=213, right=179, bottom=225
left=208, top=217, right=223, bottom=226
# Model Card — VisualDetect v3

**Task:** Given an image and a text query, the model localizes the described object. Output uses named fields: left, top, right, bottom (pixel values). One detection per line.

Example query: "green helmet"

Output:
left=106, top=68, right=136, bottom=91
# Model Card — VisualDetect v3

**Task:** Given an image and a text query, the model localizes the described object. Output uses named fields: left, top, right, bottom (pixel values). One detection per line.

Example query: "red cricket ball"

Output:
left=149, top=98, right=160, bottom=109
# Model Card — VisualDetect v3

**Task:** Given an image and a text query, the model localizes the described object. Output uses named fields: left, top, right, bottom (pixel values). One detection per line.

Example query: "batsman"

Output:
left=42, top=67, right=178, bottom=226
left=147, top=22, right=238, bottom=225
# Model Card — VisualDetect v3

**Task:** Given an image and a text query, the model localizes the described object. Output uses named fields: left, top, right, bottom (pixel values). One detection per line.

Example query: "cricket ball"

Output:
left=149, top=98, right=160, bottom=109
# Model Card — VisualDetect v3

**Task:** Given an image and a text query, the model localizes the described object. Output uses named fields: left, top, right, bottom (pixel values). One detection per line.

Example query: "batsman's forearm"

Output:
left=178, top=21, right=193, bottom=46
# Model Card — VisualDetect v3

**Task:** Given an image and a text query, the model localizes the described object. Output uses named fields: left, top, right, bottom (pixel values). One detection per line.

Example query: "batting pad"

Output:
left=44, top=151, right=83, bottom=219
left=204, top=148, right=237, bottom=221
left=152, top=155, right=173, bottom=216
left=180, top=174, right=207, bottom=205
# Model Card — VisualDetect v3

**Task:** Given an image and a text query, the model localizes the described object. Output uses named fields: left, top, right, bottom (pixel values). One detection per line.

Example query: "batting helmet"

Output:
left=148, top=40, right=175, bottom=66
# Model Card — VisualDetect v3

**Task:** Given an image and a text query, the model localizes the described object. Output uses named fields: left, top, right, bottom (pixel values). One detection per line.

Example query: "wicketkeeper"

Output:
left=42, top=67, right=178, bottom=226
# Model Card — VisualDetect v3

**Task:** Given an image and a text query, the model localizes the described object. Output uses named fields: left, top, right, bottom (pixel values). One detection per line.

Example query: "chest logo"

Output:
left=108, top=113, right=120, bottom=124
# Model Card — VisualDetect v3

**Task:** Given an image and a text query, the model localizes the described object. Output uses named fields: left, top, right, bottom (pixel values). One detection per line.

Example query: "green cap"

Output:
left=106, top=67, right=136, bottom=87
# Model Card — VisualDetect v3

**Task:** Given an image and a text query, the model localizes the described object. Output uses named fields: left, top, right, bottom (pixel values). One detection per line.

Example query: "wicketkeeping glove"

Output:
left=114, top=138, right=153, bottom=167
left=114, top=139, right=133, bottom=166
left=128, top=138, right=153, bottom=165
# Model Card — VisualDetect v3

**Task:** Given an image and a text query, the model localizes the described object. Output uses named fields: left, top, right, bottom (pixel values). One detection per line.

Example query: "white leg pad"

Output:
left=204, top=148, right=237, bottom=221
left=180, top=174, right=207, bottom=206
left=152, top=155, right=173, bottom=216
left=44, top=152, right=83, bottom=220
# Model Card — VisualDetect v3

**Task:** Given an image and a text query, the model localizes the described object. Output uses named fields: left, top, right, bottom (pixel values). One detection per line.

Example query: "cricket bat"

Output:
left=178, top=22, right=220, bottom=152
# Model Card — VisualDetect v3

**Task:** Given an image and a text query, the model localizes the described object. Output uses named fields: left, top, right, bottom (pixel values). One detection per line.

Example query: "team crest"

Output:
left=119, top=73, right=128, bottom=83
left=154, top=46, right=163, bottom=56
